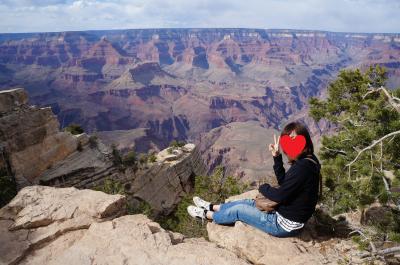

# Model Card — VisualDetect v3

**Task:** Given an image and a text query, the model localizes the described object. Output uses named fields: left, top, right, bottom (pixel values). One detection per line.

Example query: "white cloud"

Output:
left=0, top=0, right=398, bottom=33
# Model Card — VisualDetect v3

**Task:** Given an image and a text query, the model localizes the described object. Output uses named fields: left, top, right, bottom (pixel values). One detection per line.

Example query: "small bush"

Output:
left=95, top=179, right=154, bottom=217
left=0, top=168, right=17, bottom=208
left=351, top=235, right=370, bottom=251
left=148, top=153, right=157, bottom=163
left=169, top=140, right=186, bottom=148
left=65, top=124, right=84, bottom=135
left=138, top=153, right=149, bottom=164
left=167, top=147, right=173, bottom=154
left=388, top=232, right=400, bottom=243
left=127, top=200, right=153, bottom=216
left=88, top=135, right=98, bottom=148
left=122, top=151, right=137, bottom=167
left=94, top=178, right=125, bottom=195
left=157, top=166, right=248, bottom=238
left=77, top=141, right=83, bottom=152
left=111, top=144, right=122, bottom=166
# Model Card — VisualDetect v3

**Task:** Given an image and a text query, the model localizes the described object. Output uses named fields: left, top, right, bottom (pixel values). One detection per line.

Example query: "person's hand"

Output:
left=268, top=133, right=280, bottom=157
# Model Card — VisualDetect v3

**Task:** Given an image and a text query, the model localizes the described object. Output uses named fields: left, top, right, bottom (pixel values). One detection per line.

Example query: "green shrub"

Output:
left=77, top=141, right=83, bottom=152
left=148, top=153, right=157, bottom=163
left=139, top=153, right=149, bottom=165
left=88, top=135, right=98, bottom=148
left=111, top=144, right=122, bottom=166
left=122, top=151, right=137, bottom=167
left=169, top=140, right=186, bottom=148
left=95, top=178, right=154, bottom=217
left=388, top=232, right=400, bottom=243
left=157, top=166, right=248, bottom=238
left=65, top=124, right=84, bottom=135
left=351, top=235, right=370, bottom=251
left=94, top=178, right=125, bottom=195
left=0, top=168, right=17, bottom=208
left=127, top=200, right=153, bottom=216
left=167, top=147, right=173, bottom=154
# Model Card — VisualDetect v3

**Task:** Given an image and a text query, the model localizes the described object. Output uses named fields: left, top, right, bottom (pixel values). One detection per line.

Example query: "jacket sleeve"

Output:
left=258, top=164, right=305, bottom=203
left=273, top=154, right=286, bottom=185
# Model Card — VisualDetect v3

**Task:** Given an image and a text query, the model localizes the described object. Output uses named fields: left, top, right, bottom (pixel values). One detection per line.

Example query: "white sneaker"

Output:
left=187, top=205, right=206, bottom=222
left=193, top=196, right=211, bottom=210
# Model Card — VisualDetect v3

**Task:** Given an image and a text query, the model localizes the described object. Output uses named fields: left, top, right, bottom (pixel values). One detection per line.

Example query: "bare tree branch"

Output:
left=349, top=229, right=377, bottom=253
left=378, top=246, right=400, bottom=255
left=363, top=86, right=400, bottom=113
left=346, top=130, right=400, bottom=167
left=360, top=246, right=400, bottom=258
left=322, top=146, right=347, bottom=155
left=382, top=176, right=391, bottom=193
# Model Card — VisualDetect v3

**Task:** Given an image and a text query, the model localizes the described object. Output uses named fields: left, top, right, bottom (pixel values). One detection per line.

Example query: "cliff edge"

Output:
left=0, top=186, right=247, bottom=265
left=1, top=186, right=376, bottom=265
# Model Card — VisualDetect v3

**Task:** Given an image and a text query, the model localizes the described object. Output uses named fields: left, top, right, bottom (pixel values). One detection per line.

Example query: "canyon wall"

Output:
left=1, top=28, right=399, bottom=180
left=0, top=88, right=207, bottom=215
left=0, top=88, right=80, bottom=187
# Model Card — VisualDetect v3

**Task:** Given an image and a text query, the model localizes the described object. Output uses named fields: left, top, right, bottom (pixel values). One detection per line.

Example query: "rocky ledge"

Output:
left=0, top=88, right=80, bottom=187
left=207, top=191, right=390, bottom=265
left=1, top=186, right=377, bottom=265
left=0, top=186, right=247, bottom=265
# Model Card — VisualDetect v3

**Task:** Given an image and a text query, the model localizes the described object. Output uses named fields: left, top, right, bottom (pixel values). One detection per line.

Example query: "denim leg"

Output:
left=218, top=199, right=256, bottom=211
left=213, top=202, right=297, bottom=237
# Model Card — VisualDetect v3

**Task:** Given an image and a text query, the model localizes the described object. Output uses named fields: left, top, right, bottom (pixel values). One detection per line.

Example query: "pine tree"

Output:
left=309, top=66, right=400, bottom=214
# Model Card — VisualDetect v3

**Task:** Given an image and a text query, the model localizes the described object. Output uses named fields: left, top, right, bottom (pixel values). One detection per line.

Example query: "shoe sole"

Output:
left=193, top=197, right=207, bottom=209
left=187, top=206, right=208, bottom=223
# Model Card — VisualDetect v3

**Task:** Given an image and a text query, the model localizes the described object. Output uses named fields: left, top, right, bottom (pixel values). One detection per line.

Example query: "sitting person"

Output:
left=187, top=121, right=321, bottom=237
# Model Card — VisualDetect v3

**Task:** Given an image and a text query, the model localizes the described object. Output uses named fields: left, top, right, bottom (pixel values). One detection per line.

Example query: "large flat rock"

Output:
left=0, top=185, right=248, bottom=265
left=0, top=186, right=126, bottom=265
left=206, top=190, right=364, bottom=265
left=18, top=215, right=249, bottom=265
left=207, top=221, right=324, bottom=265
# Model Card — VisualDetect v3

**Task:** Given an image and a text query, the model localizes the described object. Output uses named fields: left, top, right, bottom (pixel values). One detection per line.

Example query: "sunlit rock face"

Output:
left=0, top=186, right=248, bottom=265
left=0, top=88, right=79, bottom=187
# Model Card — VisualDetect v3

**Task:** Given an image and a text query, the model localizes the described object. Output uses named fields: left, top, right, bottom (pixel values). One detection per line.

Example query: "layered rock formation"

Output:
left=38, top=136, right=119, bottom=188
left=39, top=142, right=206, bottom=216
left=0, top=88, right=80, bottom=187
left=199, top=121, right=280, bottom=182
left=0, top=88, right=207, bottom=216
left=1, top=28, right=399, bottom=181
left=124, top=143, right=206, bottom=215
left=0, top=186, right=248, bottom=265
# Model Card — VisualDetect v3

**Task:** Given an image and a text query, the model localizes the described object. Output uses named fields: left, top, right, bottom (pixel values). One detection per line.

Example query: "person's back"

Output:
left=267, top=154, right=321, bottom=223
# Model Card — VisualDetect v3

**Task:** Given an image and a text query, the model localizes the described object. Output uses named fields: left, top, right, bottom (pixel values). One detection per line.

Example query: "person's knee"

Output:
left=225, top=204, right=246, bottom=215
left=228, top=204, right=255, bottom=217
left=243, top=199, right=255, bottom=205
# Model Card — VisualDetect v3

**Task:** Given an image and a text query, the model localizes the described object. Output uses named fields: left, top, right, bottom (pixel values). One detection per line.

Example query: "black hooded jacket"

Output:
left=258, top=153, right=321, bottom=223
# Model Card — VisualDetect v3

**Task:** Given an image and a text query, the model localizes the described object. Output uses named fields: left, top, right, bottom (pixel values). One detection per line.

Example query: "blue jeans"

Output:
left=212, top=199, right=301, bottom=237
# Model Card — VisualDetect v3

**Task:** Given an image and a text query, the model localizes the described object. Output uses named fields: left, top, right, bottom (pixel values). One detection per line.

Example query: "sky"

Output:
left=0, top=0, right=399, bottom=34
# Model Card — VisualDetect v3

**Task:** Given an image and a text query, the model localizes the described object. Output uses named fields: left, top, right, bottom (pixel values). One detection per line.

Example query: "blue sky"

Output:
left=0, top=0, right=399, bottom=33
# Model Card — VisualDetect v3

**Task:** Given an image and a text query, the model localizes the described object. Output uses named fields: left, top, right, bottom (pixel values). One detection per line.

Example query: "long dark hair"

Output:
left=280, top=121, right=314, bottom=163
left=281, top=121, right=322, bottom=200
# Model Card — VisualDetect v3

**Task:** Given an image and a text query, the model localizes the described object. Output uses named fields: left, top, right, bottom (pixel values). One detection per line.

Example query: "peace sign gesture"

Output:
left=268, top=133, right=280, bottom=157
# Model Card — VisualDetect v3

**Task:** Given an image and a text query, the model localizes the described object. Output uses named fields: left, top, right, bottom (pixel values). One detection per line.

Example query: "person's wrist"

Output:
left=272, top=151, right=280, bottom=157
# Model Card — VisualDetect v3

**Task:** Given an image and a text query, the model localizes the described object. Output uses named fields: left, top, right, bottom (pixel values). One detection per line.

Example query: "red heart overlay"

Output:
left=280, top=135, right=306, bottom=158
